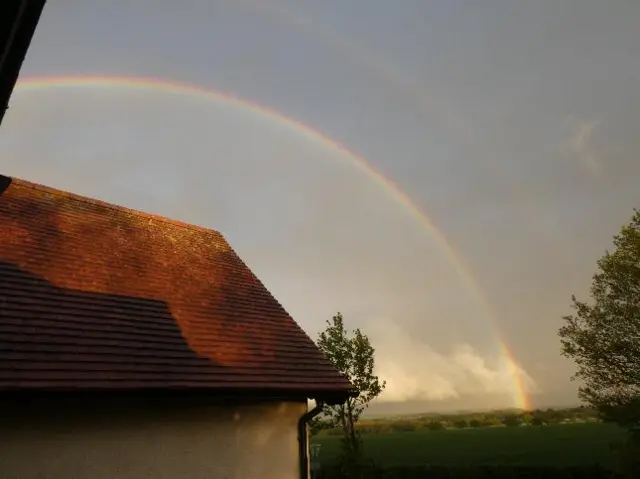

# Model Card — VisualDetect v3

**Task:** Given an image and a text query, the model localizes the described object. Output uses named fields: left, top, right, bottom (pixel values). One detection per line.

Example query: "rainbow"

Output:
left=249, top=0, right=553, bottom=241
left=13, top=74, right=533, bottom=410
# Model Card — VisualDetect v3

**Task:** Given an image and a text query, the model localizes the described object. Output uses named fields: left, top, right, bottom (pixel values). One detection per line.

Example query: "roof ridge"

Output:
left=4, top=174, right=224, bottom=239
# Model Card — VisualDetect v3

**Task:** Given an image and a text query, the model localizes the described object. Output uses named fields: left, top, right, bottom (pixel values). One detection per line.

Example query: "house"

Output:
left=0, top=174, right=354, bottom=479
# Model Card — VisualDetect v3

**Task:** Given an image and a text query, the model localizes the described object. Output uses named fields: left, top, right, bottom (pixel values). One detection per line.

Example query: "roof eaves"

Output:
left=0, top=387, right=359, bottom=405
left=312, top=388, right=359, bottom=406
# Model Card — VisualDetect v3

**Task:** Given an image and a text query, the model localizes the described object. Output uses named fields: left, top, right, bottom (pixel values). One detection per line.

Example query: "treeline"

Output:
left=316, top=464, right=611, bottom=479
left=313, top=406, right=600, bottom=436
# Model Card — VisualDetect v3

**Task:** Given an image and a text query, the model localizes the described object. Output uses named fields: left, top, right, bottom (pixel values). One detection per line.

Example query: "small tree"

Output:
left=426, top=420, right=445, bottom=431
left=317, top=312, right=386, bottom=461
left=469, top=419, right=482, bottom=428
left=482, top=415, right=503, bottom=427
left=308, top=416, right=331, bottom=437
left=559, top=209, right=640, bottom=428
left=531, top=416, right=546, bottom=427
left=503, top=414, right=522, bottom=427
left=453, top=419, right=468, bottom=428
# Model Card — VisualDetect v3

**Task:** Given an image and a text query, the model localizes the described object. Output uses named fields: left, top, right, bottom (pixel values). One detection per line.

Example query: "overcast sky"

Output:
left=2, top=0, right=639, bottom=413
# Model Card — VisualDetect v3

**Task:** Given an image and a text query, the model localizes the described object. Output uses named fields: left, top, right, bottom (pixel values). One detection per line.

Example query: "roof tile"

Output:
left=0, top=175, right=353, bottom=399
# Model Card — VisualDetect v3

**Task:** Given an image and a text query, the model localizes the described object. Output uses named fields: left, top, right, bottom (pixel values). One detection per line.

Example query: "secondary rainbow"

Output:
left=14, top=75, right=533, bottom=410
left=252, top=0, right=554, bottom=245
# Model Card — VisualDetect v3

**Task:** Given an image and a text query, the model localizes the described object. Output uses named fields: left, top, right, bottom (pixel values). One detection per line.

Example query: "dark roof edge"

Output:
left=0, top=387, right=357, bottom=406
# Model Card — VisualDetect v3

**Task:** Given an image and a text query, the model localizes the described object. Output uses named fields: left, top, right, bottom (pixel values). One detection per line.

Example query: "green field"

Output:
left=313, top=423, right=625, bottom=467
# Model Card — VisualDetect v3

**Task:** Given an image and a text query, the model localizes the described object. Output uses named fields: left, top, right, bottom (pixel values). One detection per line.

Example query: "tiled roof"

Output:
left=0, top=175, right=354, bottom=401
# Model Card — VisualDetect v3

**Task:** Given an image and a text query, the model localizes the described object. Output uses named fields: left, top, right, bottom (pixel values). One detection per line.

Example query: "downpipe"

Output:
left=298, top=400, right=325, bottom=479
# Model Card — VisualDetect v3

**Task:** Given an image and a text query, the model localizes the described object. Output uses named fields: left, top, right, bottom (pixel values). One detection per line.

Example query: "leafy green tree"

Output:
left=426, top=420, right=445, bottom=431
left=308, top=416, right=331, bottom=437
left=521, top=413, right=533, bottom=425
left=542, top=408, right=563, bottom=424
left=453, top=419, right=468, bottom=428
left=482, top=415, right=503, bottom=427
left=317, top=312, right=386, bottom=460
left=559, top=209, right=640, bottom=428
left=503, top=414, right=522, bottom=427
left=531, top=416, right=546, bottom=427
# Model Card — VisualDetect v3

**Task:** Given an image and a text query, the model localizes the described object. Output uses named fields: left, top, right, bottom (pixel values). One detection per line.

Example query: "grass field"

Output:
left=313, top=423, right=626, bottom=467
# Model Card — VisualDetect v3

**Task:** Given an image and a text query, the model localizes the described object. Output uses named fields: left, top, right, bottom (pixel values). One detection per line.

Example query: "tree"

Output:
left=453, top=419, right=468, bottom=428
left=426, top=420, right=445, bottom=431
left=469, top=419, right=483, bottom=428
left=531, top=416, right=546, bottom=427
left=316, top=312, right=386, bottom=459
left=559, top=209, right=640, bottom=428
left=308, top=416, right=331, bottom=437
left=503, top=414, right=522, bottom=427
left=479, top=414, right=502, bottom=427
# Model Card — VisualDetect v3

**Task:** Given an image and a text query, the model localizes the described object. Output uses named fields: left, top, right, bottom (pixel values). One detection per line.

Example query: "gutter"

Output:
left=298, top=400, right=325, bottom=479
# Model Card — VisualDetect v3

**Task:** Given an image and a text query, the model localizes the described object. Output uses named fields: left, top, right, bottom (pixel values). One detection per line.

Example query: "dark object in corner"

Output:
left=0, top=174, right=12, bottom=194
left=0, top=0, right=47, bottom=127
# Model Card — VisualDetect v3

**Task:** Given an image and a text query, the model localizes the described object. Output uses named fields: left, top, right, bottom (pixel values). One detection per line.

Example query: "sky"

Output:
left=1, top=0, right=639, bottom=413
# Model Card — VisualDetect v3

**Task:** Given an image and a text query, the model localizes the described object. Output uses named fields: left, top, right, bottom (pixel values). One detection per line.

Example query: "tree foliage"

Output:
left=317, top=312, right=386, bottom=458
left=559, top=209, right=640, bottom=427
left=503, top=414, right=522, bottom=427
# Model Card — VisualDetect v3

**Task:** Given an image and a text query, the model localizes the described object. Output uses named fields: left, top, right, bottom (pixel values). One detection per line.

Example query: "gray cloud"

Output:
left=367, top=319, right=538, bottom=403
